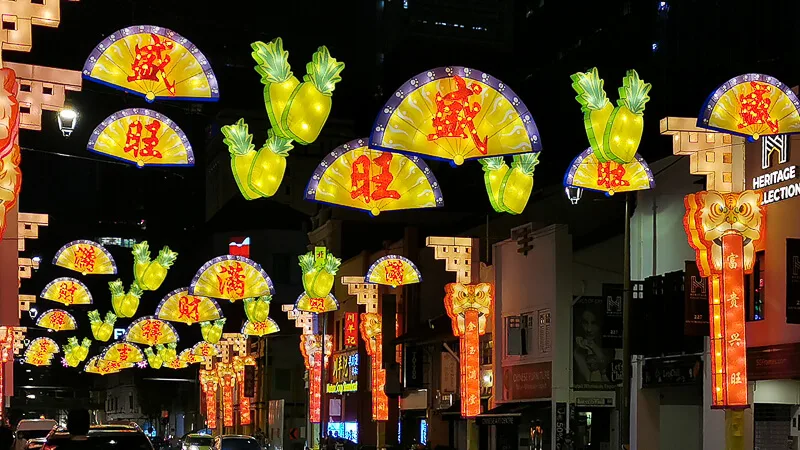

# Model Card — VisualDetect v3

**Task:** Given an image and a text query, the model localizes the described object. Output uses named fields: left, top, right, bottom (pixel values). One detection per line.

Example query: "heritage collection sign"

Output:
left=747, top=135, right=800, bottom=205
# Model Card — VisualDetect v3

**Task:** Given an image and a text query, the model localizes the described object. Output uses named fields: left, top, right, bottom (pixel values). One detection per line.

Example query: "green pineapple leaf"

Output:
left=155, top=246, right=178, bottom=267
left=66, top=337, right=78, bottom=347
left=222, top=119, right=256, bottom=157
left=263, top=128, right=294, bottom=157
left=108, top=280, right=125, bottom=297
left=304, top=46, right=345, bottom=96
left=132, top=242, right=151, bottom=264
left=323, top=253, right=342, bottom=274
left=81, top=338, right=92, bottom=348
left=88, top=310, right=101, bottom=323
left=298, top=253, right=316, bottom=273
left=617, top=69, right=652, bottom=115
left=251, top=38, right=293, bottom=85
left=511, top=152, right=541, bottom=177
left=479, top=157, right=508, bottom=172
left=570, top=68, right=610, bottom=112
left=128, top=282, right=144, bottom=298
left=104, top=312, right=117, bottom=325
left=144, top=347, right=156, bottom=357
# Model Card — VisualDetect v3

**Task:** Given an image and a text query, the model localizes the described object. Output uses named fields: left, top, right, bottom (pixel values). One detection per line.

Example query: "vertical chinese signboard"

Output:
left=344, top=312, right=358, bottom=348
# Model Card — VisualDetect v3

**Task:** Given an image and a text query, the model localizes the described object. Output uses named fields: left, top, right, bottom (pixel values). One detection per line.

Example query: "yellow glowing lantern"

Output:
left=40, top=277, right=93, bottom=306
left=0, top=69, right=21, bottom=243
left=62, top=337, right=91, bottom=368
left=221, top=119, right=261, bottom=200
left=241, top=318, right=280, bottom=337
left=132, top=241, right=178, bottom=290
left=295, top=291, right=339, bottom=314
left=88, top=310, right=116, bottom=342
left=53, top=240, right=117, bottom=275
left=109, top=280, right=142, bottom=319
left=192, top=341, right=219, bottom=360
left=365, top=255, right=422, bottom=288
left=156, top=288, right=223, bottom=325
left=155, top=343, right=178, bottom=364
left=85, top=356, right=132, bottom=375
left=36, top=309, right=77, bottom=332
left=24, top=337, right=59, bottom=367
left=571, top=68, right=651, bottom=164
left=305, top=139, right=444, bottom=216
left=201, top=319, right=226, bottom=345
left=222, top=121, right=295, bottom=200
left=564, top=147, right=655, bottom=196
left=190, top=255, right=274, bottom=301
left=370, top=67, right=542, bottom=166
left=698, top=74, right=800, bottom=139
left=82, top=25, right=219, bottom=103
left=88, top=109, right=194, bottom=168
left=480, top=153, right=540, bottom=214
left=101, top=342, right=144, bottom=365
left=124, top=317, right=179, bottom=347
left=179, top=348, right=204, bottom=365
left=163, top=357, right=189, bottom=370
left=244, top=296, right=272, bottom=323
left=144, top=347, right=163, bottom=369
left=299, top=247, right=340, bottom=299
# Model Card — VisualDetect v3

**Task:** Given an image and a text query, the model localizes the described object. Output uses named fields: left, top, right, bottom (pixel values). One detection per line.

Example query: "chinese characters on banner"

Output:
left=217, top=262, right=246, bottom=298
left=344, top=312, right=358, bottom=348
left=350, top=153, right=400, bottom=204
left=428, top=75, right=488, bottom=154
left=58, top=281, right=78, bottom=304
left=74, top=246, right=97, bottom=273
left=597, top=162, right=630, bottom=191
left=178, top=296, right=201, bottom=323
left=360, top=313, right=388, bottom=421
left=460, top=310, right=481, bottom=417
left=129, top=34, right=176, bottom=95
left=721, top=234, right=747, bottom=405
left=124, top=119, right=162, bottom=160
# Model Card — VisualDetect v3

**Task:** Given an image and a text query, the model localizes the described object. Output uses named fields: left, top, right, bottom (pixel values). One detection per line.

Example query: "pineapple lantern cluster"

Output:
left=223, top=37, right=345, bottom=200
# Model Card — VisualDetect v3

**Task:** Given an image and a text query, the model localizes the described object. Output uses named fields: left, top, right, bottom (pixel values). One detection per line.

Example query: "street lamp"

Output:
left=57, top=107, right=78, bottom=137
left=564, top=186, right=583, bottom=205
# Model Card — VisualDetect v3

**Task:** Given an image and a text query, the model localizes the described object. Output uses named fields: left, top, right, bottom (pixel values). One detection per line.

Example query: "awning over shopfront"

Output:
left=476, top=402, right=536, bottom=426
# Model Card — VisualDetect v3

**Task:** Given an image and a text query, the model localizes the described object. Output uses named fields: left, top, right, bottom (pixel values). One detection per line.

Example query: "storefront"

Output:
left=326, top=349, right=360, bottom=443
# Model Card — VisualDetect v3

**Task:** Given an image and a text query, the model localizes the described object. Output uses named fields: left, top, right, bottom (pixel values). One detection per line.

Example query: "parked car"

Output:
left=14, top=419, right=57, bottom=450
left=182, top=433, right=213, bottom=450
left=212, top=435, right=261, bottom=450
left=41, top=424, right=153, bottom=450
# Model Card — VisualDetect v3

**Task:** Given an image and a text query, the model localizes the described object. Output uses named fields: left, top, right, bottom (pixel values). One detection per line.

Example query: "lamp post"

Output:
left=57, top=107, right=78, bottom=137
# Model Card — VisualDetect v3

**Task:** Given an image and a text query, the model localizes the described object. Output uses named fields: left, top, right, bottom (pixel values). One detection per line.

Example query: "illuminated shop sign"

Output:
left=748, top=135, right=800, bottom=205
left=327, top=350, right=358, bottom=394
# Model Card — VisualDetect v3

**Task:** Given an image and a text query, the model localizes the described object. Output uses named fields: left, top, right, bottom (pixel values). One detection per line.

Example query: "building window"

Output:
left=538, top=309, right=551, bottom=354
left=506, top=316, right=522, bottom=356
left=746, top=250, right=766, bottom=321
left=480, top=339, right=492, bottom=365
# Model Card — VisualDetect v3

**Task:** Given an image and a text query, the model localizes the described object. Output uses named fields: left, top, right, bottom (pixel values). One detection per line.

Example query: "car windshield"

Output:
left=185, top=436, right=213, bottom=445
left=221, top=438, right=260, bottom=450
left=87, top=433, right=153, bottom=449
left=16, top=429, right=52, bottom=440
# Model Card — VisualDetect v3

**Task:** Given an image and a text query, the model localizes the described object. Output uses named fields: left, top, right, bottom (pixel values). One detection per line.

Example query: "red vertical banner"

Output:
left=722, top=234, right=747, bottom=407
left=708, top=275, right=725, bottom=407
left=370, top=333, right=388, bottom=421
left=222, top=379, right=234, bottom=427
left=206, top=387, right=217, bottom=429
left=240, top=397, right=252, bottom=425
left=344, top=312, right=358, bottom=348
left=309, top=356, right=322, bottom=423
left=461, top=309, right=481, bottom=417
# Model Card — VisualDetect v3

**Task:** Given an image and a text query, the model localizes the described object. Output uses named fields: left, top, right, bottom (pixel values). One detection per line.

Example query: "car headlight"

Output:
left=189, top=445, right=199, bottom=450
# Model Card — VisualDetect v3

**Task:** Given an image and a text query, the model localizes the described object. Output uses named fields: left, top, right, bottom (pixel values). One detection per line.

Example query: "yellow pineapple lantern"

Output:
left=110, top=280, right=142, bottom=318
left=299, top=247, right=341, bottom=299
left=132, top=241, right=178, bottom=291
left=244, top=296, right=272, bottom=323
left=144, top=347, right=163, bottom=369
left=201, top=319, right=226, bottom=345
left=88, top=310, right=116, bottom=342
left=63, top=337, right=91, bottom=367
left=480, top=153, right=540, bottom=214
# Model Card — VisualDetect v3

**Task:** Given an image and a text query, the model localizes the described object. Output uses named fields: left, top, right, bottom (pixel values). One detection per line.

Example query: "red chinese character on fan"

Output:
left=216, top=262, right=247, bottom=298
left=427, top=75, right=488, bottom=154
left=50, top=311, right=66, bottom=328
left=123, top=119, right=162, bottom=159
left=308, top=297, right=325, bottom=313
left=350, top=153, right=400, bottom=203
left=118, top=346, right=131, bottom=362
left=128, top=33, right=177, bottom=96
left=58, top=282, right=78, bottom=304
left=74, top=246, right=97, bottom=273
left=384, top=260, right=405, bottom=286
left=597, top=162, right=630, bottom=191
left=141, top=321, right=163, bottom=344
left=738, top=82, right=779, bottom=134
left=178, top=296, right=201, bottom=322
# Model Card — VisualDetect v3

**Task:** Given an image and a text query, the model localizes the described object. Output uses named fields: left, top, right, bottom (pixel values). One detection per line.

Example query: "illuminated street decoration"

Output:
left=244, top=296, right=272, bottom=323
left=564, top=147, right=655, bottom=196
left=683, top=190, right=764, bottom=408
left=201, top=319, right=226, bottom=345
left=299, top=247, right=341, bottom=300
left=4, top=62, right=81, bottom=131
left=88, top=310, right=116, bottom=342
left=0, top=327, right=13, bottom=420
left=131, top=241, right=178, bottom=290
left=233, top=355, right=255, bottom=426
left=40, top=277, right=92, bottom=306
left=252, top=37, right=344, bottom=145
left=570, top=68, right=651, bottom=164
left=480, top=153, right=541, bottom=214
left=53, top=240, right=117, bottom=275
left=24, top=337, right=58, bottom=366
left=371, top=67, right=542, bottom=166
left=295, top=291, right=339, bottom=314
left=305, top=138, right=443, bottom=216
left=365, top=255, right=422, bottom=288
left=361, top=312, right=388, bottom=421
left=101, top=341, right=144, bottom=365
left=327, top=350, right=358, bottom=393
left=85, top=356, right=129, bottom=375
left=144, top=347, right=163, bottom=369
left=82, top=25, right=219, bottom=103
left=88, top=109, right=194, bottom=168
left=217, top=363, right=235, bottom=427
left=180, top=348, right=204, bottom=365
left=190, top=255, right=274, bottom=301
left=698, top=74, right=800, bottom=139
left=192, top=341, right=218, bottom=360
left=241, top=317, right=280, bottom=337
left=0, top=69, right=20, bottom=241
left=125, top=316, right=179, bottom=347
left=155, top=343, right=177, bottom=364
left=61, top=337, right=90, bottom=367
left=222, top=120, right=294, bottom=200
left=300, top=333, right=333, bottom=423
left=344, top=312, right=358, bottom=348
left=199, top=369, right=219, bottom=428
left=109, top=280, right=142, bottom=318
left=36, top=309, right=77, bottom=331
left=156, top=288, right=223, bottom=325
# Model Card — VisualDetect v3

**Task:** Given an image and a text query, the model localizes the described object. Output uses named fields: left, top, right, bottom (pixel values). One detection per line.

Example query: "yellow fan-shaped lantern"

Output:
left=101, top=342, right=144, bottom=365
left=564, top=147, right=655, bottom=196
left=698, top=73, right=800, bottom=139
left=365, top=255, right=422, bottom=287
left=305, top=138, right=443, bottom=216
left=53, top=240, right=117, bottom=275
left=295, top=291, right=339, bottom=314
left=24, top=337, right=59, bottom=366
left=179, top=349, right=205, bottom=365
left=85, top=356, right=132, bottom=375
left=163, top=358, right=189, bottom=369
left=189, top=256, right=274, bottom=301
left=156, top=288, right=223, bottom=325
left=241, top=318, right=280, bottom=337
left=82, top=25, right=219, bottom=103
left=192, top=341, right=219, bottom=359
left=36, top=309, right=78, bottom=332
left=40, top=278, right=93, bottom=306
left=125, top=316, right=179, bottom=347
left=370, top=67, right=543, bottom=166
left=88, top=109, right=194, bottom=168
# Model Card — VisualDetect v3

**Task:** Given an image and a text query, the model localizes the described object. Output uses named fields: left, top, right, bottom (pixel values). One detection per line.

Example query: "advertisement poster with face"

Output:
left=573, top=296, right=621, bottom=390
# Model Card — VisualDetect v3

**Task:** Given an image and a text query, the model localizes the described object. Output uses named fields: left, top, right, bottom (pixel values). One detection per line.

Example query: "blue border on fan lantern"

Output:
left=188, top=255, right=275, bottom=298
left=155, top=287, right=224, bottom=323
left=563, top=147, right=655, bottom=197
left=304, top=137, right=445, bottom=217
left=364, top=254, right=423, bottom=285
left=40, top=277, right=93, bottom=304
left=123, top=316, right=180, bottom=344
left=368, top=66, right=543, bottom=165
left=52, top=239, right=118, bottom=274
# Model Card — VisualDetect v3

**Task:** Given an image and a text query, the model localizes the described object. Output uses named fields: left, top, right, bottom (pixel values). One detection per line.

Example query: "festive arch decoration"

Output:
left=101, top=342, right=145, bottom=365
left=88, top=109, right=194, bottom=168
left=370, top=67, right=542, bottom=166
left=242, top=318, right=280, bottom=337
left=191, top=341, right=219, bottom=359
left=564, top=147, right=655, bottom=196
left=82, top=25, right=219, bottom=103
left=124, top=316, right=179, bottom=347
left=155, top=288, right=223, bottom=325
left=85, top=356, right=130, bottom=375
left=36, top=309, right=78, bottom=332
left=365, top=255, right=422, bottom=287
left=40, top=278, right=93, bottom=306
left=53, top=240, right=117, bottom=275
left=24, top=337, right=59, bottom=366
left=698, top=73, right=800, bottom=139
left=189, top=256, right=274, bottom=301
left=305, top=138, right=443, bottom=216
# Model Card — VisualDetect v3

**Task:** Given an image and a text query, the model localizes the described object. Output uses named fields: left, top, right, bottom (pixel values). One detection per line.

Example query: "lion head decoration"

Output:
left=359, top=312, right=382, bottom=356
left=0, top=68, right=21, bottom=239
left=684, top=190, right=764, bottom=276
left=444, top=283, right=494, bottom=336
